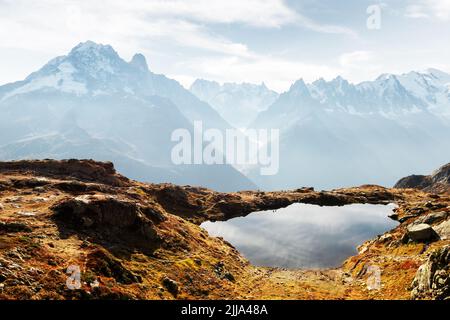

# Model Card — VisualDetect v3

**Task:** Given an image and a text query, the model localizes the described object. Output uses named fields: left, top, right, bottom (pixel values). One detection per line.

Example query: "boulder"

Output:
left=411, top=245, right=449, bottom=300
left=433, top=220, right=450, bottom=240
left=51, top=195, right=166, bottom=248
left=394, top=174, right=430, bottom=189
left=406, top=224, right=437, bottom=242
left=414, top=212, right=447, bottom=225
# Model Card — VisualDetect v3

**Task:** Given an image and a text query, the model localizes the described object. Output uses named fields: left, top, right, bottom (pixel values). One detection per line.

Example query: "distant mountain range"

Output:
left=190, top=80, right=278, bottom=128
left=246, top=69, right=450, bottom=190
left=0, top=41, right=255, bottom=192
left=1, top=41, right=449, bottom=191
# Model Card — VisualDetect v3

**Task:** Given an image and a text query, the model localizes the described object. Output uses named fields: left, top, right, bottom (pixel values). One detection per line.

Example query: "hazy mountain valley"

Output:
left=2, top=41, right=449, bottom=192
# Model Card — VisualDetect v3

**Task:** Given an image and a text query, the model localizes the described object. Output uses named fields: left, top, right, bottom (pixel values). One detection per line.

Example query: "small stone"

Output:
left=18, top=211, right=36, bottom=217
left=379, top=233, right=393, bottom=243
left=33, top=186, right=46, bottom=193
left=424, top=201, right=434, bottom=208
left=224, top=272, right=235, bottom=282
left=399, top=215, right=418, bottom=223
left=162, top=277, right=179, bottom=296
left=33, top=197, right=48, bottom=203
left=47, top=259, right=57, bottom=266
left=388, top=213, right=399, bottom=221
left=194, top=258, right=202, bottom=266
left=408, top=207, right=425, bottom=215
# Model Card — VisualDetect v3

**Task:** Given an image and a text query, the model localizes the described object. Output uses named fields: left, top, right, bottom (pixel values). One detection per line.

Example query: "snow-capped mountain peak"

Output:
left=69, top=41, right=116, bottom=56
left=290, top=78, right=307, bottom=90
left=256, top=68, right=450, bottom=124
left=66, top=41, right=127, bottom=78
left=190, top=79, right=279, bottom=127
left=425, top=68, right=450, bottom=82
left=0, top=41, right=252, bottom=191
left=288, top=79, right=311, bottom=97
left=130, top=53, right=149, bottom=72
left=1, top=41, right=132, bottom=101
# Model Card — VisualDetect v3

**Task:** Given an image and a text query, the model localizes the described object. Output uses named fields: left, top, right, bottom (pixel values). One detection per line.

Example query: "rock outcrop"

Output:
left=0, top=159, right=130, bottom=187
left=411, top=245, right=450, bottom=300
left=51, top=194, right=164, bottom=252
left=395, top=163, right=450, bottom=194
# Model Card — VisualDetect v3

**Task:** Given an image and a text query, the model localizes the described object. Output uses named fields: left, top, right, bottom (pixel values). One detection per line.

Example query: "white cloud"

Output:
left=430, top=0, right=450, bottom=19
left=0, top=0, right=355, bottom=54
left=125, top=0, right=298, bottom=27
left=338, top=51, right=386, bottom=83
left=406, top=0, right=450, bottom=20
left=0, top=0, right=357, bottom=88
left=405, top=5, right=430, bottom=18
left=339, top=51, right=374, bottom=68
left=0, top=1, right=253, bottom=60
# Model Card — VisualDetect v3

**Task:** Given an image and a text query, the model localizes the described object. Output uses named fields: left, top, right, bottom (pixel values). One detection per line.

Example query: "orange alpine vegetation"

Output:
left=0, top=160, right=448, bottom=300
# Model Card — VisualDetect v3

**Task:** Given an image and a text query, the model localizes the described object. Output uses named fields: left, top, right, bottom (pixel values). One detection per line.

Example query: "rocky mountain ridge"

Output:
left=395, top=163, right=450, bottom=194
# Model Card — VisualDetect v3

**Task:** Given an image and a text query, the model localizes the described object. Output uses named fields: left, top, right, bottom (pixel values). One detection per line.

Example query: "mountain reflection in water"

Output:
left=201, top=203, right=398, bottom=269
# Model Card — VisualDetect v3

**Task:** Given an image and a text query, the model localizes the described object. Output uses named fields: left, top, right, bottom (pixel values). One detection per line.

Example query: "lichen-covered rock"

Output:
left=411, top=245, right=450, bottom=300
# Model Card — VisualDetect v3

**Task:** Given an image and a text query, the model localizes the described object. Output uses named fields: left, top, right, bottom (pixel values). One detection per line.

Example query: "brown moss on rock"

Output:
left=86, top=249, right=142, bottom=285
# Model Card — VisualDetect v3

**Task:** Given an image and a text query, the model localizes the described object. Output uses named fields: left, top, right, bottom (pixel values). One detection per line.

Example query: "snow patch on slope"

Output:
left=2, top=62, right=87, bottom=101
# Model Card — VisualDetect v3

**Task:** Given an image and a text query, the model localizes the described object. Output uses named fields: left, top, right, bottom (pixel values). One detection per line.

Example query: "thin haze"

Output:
left=1, top=0, right=450, bottom=92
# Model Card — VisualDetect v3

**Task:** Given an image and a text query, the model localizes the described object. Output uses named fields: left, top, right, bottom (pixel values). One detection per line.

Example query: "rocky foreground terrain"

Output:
left=0, top=160, right=448, bottom=300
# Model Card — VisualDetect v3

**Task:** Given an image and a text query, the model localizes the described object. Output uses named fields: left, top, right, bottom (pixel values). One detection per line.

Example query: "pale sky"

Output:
left=1, top=0, right=450, bottom=92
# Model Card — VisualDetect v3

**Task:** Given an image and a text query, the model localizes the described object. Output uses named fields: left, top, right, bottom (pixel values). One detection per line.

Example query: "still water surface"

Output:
left=201, top=203, right=398, bottom=269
